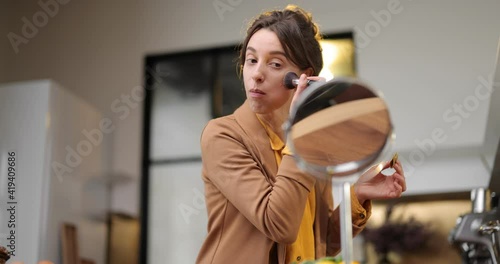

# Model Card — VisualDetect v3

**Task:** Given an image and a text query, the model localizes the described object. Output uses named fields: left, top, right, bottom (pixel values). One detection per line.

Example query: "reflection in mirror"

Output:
left=287, top=78, right=394, bottom=180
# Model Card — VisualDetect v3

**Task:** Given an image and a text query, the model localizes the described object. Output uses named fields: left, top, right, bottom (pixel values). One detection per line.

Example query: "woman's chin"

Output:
left=248, top=101, right=267, bottom=114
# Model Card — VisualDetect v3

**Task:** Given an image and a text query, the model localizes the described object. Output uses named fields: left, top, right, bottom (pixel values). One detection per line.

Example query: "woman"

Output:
left=197, top=5, right=406, bottom=264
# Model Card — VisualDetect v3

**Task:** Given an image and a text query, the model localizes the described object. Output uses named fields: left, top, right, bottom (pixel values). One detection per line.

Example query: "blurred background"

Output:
left=0, top=0, right=499, bottom=263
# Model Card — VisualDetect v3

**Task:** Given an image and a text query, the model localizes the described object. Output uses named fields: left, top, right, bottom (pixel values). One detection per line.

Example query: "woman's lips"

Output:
left=249, top=88, right=265, bottom=98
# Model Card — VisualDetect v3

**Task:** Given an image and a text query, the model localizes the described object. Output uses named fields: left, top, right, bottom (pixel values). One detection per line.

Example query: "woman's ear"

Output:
left=304, top=67, right=314, bottom=76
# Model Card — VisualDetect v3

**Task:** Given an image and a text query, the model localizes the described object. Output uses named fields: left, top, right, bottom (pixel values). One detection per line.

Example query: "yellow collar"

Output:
left=256, top=115, right=284, bottom=151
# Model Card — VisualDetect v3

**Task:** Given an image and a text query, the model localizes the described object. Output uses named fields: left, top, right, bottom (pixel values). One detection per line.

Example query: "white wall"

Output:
left=3, top=0, right=500, bottom=215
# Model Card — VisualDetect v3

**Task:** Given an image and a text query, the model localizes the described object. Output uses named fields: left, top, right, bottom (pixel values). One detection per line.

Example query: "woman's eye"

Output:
left=270, top=62, right=282, bottom=68
left=246, top=58, right=257, bottom=64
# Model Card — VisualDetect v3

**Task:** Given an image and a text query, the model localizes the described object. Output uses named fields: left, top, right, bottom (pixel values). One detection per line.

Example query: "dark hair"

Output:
left=238, top=5, right=323, bottom=76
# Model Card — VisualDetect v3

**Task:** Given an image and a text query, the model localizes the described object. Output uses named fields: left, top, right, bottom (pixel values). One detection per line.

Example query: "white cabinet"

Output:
left=0, top=80, right=108, bottom=264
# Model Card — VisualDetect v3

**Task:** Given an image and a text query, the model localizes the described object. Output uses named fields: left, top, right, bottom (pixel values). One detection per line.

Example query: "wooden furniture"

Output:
left=61, top=223, right=79, bottom=264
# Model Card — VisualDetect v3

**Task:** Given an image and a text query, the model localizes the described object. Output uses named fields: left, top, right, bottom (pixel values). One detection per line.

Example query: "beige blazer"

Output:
left=196, top=100, right=371, bottom=264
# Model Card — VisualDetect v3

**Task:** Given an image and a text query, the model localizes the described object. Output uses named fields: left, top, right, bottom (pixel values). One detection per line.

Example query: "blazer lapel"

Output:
left=234, top=100, right=279, bottom=180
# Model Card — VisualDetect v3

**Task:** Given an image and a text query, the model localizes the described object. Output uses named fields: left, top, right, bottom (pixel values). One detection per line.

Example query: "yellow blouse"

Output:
left=256, top=116, right=316, bottom=263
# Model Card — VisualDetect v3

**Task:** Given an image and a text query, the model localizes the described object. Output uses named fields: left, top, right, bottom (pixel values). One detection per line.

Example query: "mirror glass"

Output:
left=286, top=77, right=394, bottom=182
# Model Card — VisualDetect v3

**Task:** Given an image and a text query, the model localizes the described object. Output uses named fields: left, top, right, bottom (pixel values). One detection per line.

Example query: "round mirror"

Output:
left=284, top=77, right=395, bottom=182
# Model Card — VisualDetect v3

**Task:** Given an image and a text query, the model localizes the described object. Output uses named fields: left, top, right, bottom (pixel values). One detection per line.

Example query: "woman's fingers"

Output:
left=393, top=182, right=403, bottom=197
left=395, top=160, right=403, bottom=171
left=296, top=73, right=309, bottom=93
left=290, top=74, right=319, bottom=113
left=393, top=173, right=406, bottom=191
left=393, top=163, right=405, bottom=178
left=296, top=74, right=325, bottom=95
left=307, top=76, right=326, bottom=82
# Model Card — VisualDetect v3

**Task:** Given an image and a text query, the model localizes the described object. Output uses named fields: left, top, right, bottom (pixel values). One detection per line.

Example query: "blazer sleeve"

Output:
left=201, top=119, right=316, bottom=244
left=325, top=183, right=372, bottom=256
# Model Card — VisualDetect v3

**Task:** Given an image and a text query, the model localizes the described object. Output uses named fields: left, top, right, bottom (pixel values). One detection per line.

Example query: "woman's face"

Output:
left=242, top=29, right=302, bottom=115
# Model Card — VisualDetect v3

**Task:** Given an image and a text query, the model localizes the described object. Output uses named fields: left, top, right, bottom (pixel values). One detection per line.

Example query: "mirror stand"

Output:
left=339, top=181, right=354, bottom=264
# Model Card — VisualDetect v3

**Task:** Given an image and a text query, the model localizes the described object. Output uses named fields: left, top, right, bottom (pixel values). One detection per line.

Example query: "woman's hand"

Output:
left=290, top=73, right=325, bottom=113
left=353, top=159, right=406, bottom=205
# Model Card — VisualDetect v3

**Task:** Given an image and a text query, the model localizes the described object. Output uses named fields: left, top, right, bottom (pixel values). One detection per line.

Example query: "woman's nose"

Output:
left=251, top=64, right=264, bottom=83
